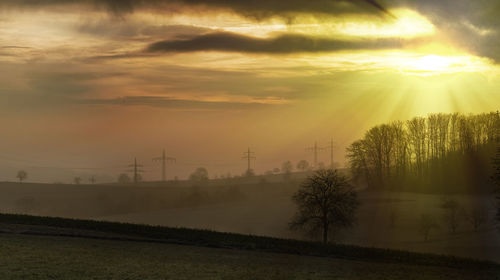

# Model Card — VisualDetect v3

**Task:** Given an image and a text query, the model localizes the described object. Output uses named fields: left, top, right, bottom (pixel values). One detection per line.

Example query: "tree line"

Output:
left=347, top=112, right=500, bottom=192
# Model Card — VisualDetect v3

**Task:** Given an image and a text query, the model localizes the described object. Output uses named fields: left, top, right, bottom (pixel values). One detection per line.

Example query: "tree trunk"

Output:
left=323, top=222, right=328, bottom=244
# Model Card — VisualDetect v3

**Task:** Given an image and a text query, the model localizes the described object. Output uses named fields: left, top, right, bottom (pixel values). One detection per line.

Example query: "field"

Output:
left=0, top=214, right=499, bottom=280
left=1, top=234, right=498, bottom=280
left=98, top=190, right=500, bottom=262
left=1, top=180, right=499, bottom=263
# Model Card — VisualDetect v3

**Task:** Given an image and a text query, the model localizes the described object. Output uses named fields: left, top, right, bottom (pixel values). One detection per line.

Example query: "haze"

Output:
left=1, top=0, right=500, bottom=183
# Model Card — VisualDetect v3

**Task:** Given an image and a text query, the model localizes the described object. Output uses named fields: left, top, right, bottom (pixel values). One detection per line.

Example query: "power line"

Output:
left=242, top=147, right=256, bottom=174
left=152, top=149, right=176, bottom=182
left=126, top=157, right=144, bottom=184
left=305, top=141, right=326, bottom=169
left=326, top=138, right=337, bottom=168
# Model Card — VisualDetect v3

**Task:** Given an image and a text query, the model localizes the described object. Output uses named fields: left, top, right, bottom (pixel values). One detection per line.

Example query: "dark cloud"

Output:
left=391, top=0, right=500, bottom=62
left=0, top=0, right=392, bottom=18
left=146, top=31, right=410, bottom=54
left=76, top=22, right=211, bottom=40
left=74, top=96, right=281, bottom=110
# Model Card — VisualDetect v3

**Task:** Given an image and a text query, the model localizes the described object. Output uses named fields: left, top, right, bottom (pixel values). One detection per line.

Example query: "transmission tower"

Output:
left=152, top=149, right=176, bottom=182
left=326, top=138, right=336, bottom=168
left=305, top=141, right=325, bottom=169
left=126, top=157, right=144, bottom=184
left=242, top=147, right=256, bottom=174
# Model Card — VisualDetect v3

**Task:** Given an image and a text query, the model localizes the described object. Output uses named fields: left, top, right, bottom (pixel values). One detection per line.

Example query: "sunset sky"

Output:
left=1, top=0, right=499, bottom=182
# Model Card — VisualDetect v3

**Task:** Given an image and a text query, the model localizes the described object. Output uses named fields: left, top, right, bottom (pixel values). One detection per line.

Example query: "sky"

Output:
left=0, top=0, right=499, bottom=183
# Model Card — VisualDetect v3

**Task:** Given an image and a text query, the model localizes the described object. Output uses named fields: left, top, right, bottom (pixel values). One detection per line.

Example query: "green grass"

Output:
left=1, top=233, right=499, bottom=280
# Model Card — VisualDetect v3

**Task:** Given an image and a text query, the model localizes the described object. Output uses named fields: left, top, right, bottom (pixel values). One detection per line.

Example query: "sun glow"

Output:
left=319, top=8, right=435, bottom=38
left=396, top=54, right=494, bottom=76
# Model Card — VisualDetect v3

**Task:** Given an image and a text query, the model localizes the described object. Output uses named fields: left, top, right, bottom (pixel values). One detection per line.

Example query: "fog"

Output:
left=2, top=171, right=499, bottom=262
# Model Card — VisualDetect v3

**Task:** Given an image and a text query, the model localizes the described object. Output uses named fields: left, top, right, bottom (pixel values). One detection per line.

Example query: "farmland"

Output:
left=0, top=214, right=499, bottom=280
left=0, top=180, right=499, bottom=262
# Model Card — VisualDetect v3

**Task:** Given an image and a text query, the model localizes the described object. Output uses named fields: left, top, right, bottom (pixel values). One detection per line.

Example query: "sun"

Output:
left=395, top=54, right=493, bottom=76
left=408, top=55, right=454, bottom=72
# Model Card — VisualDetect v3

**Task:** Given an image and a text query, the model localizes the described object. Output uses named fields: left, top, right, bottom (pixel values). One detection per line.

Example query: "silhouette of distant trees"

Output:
left=290, top=169, right=358, bottom=244
left=296, top=160, right=310, bottom=171
left=16, top=170, right=27, bottom=183
left=118, top=173, right=131, bottom=184
left=493, top=145, right=500, bottom=222
left=465, top=206, right=488, bottom=232
left=190, top=167, right=209, bottom=182
left=419, top=214, right=439, bottom=241
left=347, top=112, right=500, bottom=191
left=74, top=177, right=82, bottom=185
left=244, top=168, right=255, bottom=177
left=441, top=198, right=461, bottom=234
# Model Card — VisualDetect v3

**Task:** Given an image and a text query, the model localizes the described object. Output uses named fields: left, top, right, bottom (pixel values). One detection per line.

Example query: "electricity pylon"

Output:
left=126, top=157, right=144, bottom=184
left=242, top=147, right=256, bottom=174
left=326, top=138, right=336, bottom=169
left=305, top=141, right=325, bottom=169
left=152, top=149, right=176, bottom=182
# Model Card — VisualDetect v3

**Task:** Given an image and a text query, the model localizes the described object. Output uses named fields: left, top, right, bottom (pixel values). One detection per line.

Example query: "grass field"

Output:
left=0, top=214, right=500, bottom=279
left=1, top=233, right=499, bottom=280
left=1, top=180, right=499, bottom=263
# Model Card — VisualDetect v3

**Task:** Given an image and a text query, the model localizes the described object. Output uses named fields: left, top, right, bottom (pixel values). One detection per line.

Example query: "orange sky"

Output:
left=0, top=0, right=499, bottom=182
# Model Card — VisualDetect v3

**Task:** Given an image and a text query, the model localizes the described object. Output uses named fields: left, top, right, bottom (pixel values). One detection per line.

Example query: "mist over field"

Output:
left=2, top=0, right=500, bottom=278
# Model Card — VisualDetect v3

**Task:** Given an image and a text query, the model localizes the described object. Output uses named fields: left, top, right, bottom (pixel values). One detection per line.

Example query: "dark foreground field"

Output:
left=0, top=214, right=499, bottom=279
left=2, top=233, right=499, bottom=280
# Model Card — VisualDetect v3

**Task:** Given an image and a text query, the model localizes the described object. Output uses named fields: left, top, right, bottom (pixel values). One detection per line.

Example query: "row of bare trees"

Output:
left=347, top=112, right=500, bottom=190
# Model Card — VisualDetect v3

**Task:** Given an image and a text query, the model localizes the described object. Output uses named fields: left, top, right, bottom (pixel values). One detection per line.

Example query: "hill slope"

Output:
left=0, top=214, right=499, bottom=279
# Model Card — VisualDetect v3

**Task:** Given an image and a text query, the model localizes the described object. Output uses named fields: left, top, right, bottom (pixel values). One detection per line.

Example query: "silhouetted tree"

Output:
left=441, top=198, right=461, bottom=234
left=465, top=207, right=488, bottom=232
left=273, top=168, right=280, bottom=174
left=89, top=176, right=96, bottom=184
left=493, top=145, right=500, bottom=222
left=419, top=214, right=439, bottom=241
left=16, top=170, right=27, bottom=183
left=190, top=167, right=208, bottom=182
left=74, top=177, right=82, bottom=185
left=290, top=169, right=358, bottom=244
left=296, top=160, right=310, bottom=172
left=118, top=173, right=131, bottom=184
left=347, top=111, right=500, bottom=190
left=244, top=168, right=255, bottom=177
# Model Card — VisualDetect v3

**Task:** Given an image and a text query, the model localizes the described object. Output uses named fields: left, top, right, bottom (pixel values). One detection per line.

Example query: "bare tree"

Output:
left=290, top=169, right=359, bottom=244
left=190, top=167, right=209, bottom=182
left=74, top=177, right=82, bottom=185
left=244, top=168, right=255, bottom=177
left=419, top=214, right=439, bottom=241
left=465, top=207, right=488, bottom=232
left=347, top=111, right=500, bottom=190
left=296, top=160, right=310, bottom=172
left=16, top=170, right=27, bottom=183
left=493, top=145, right=500, bottom=223
left=118, top=173, right=131, bottom=184
left=441, top=198, right=461, bottom=234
